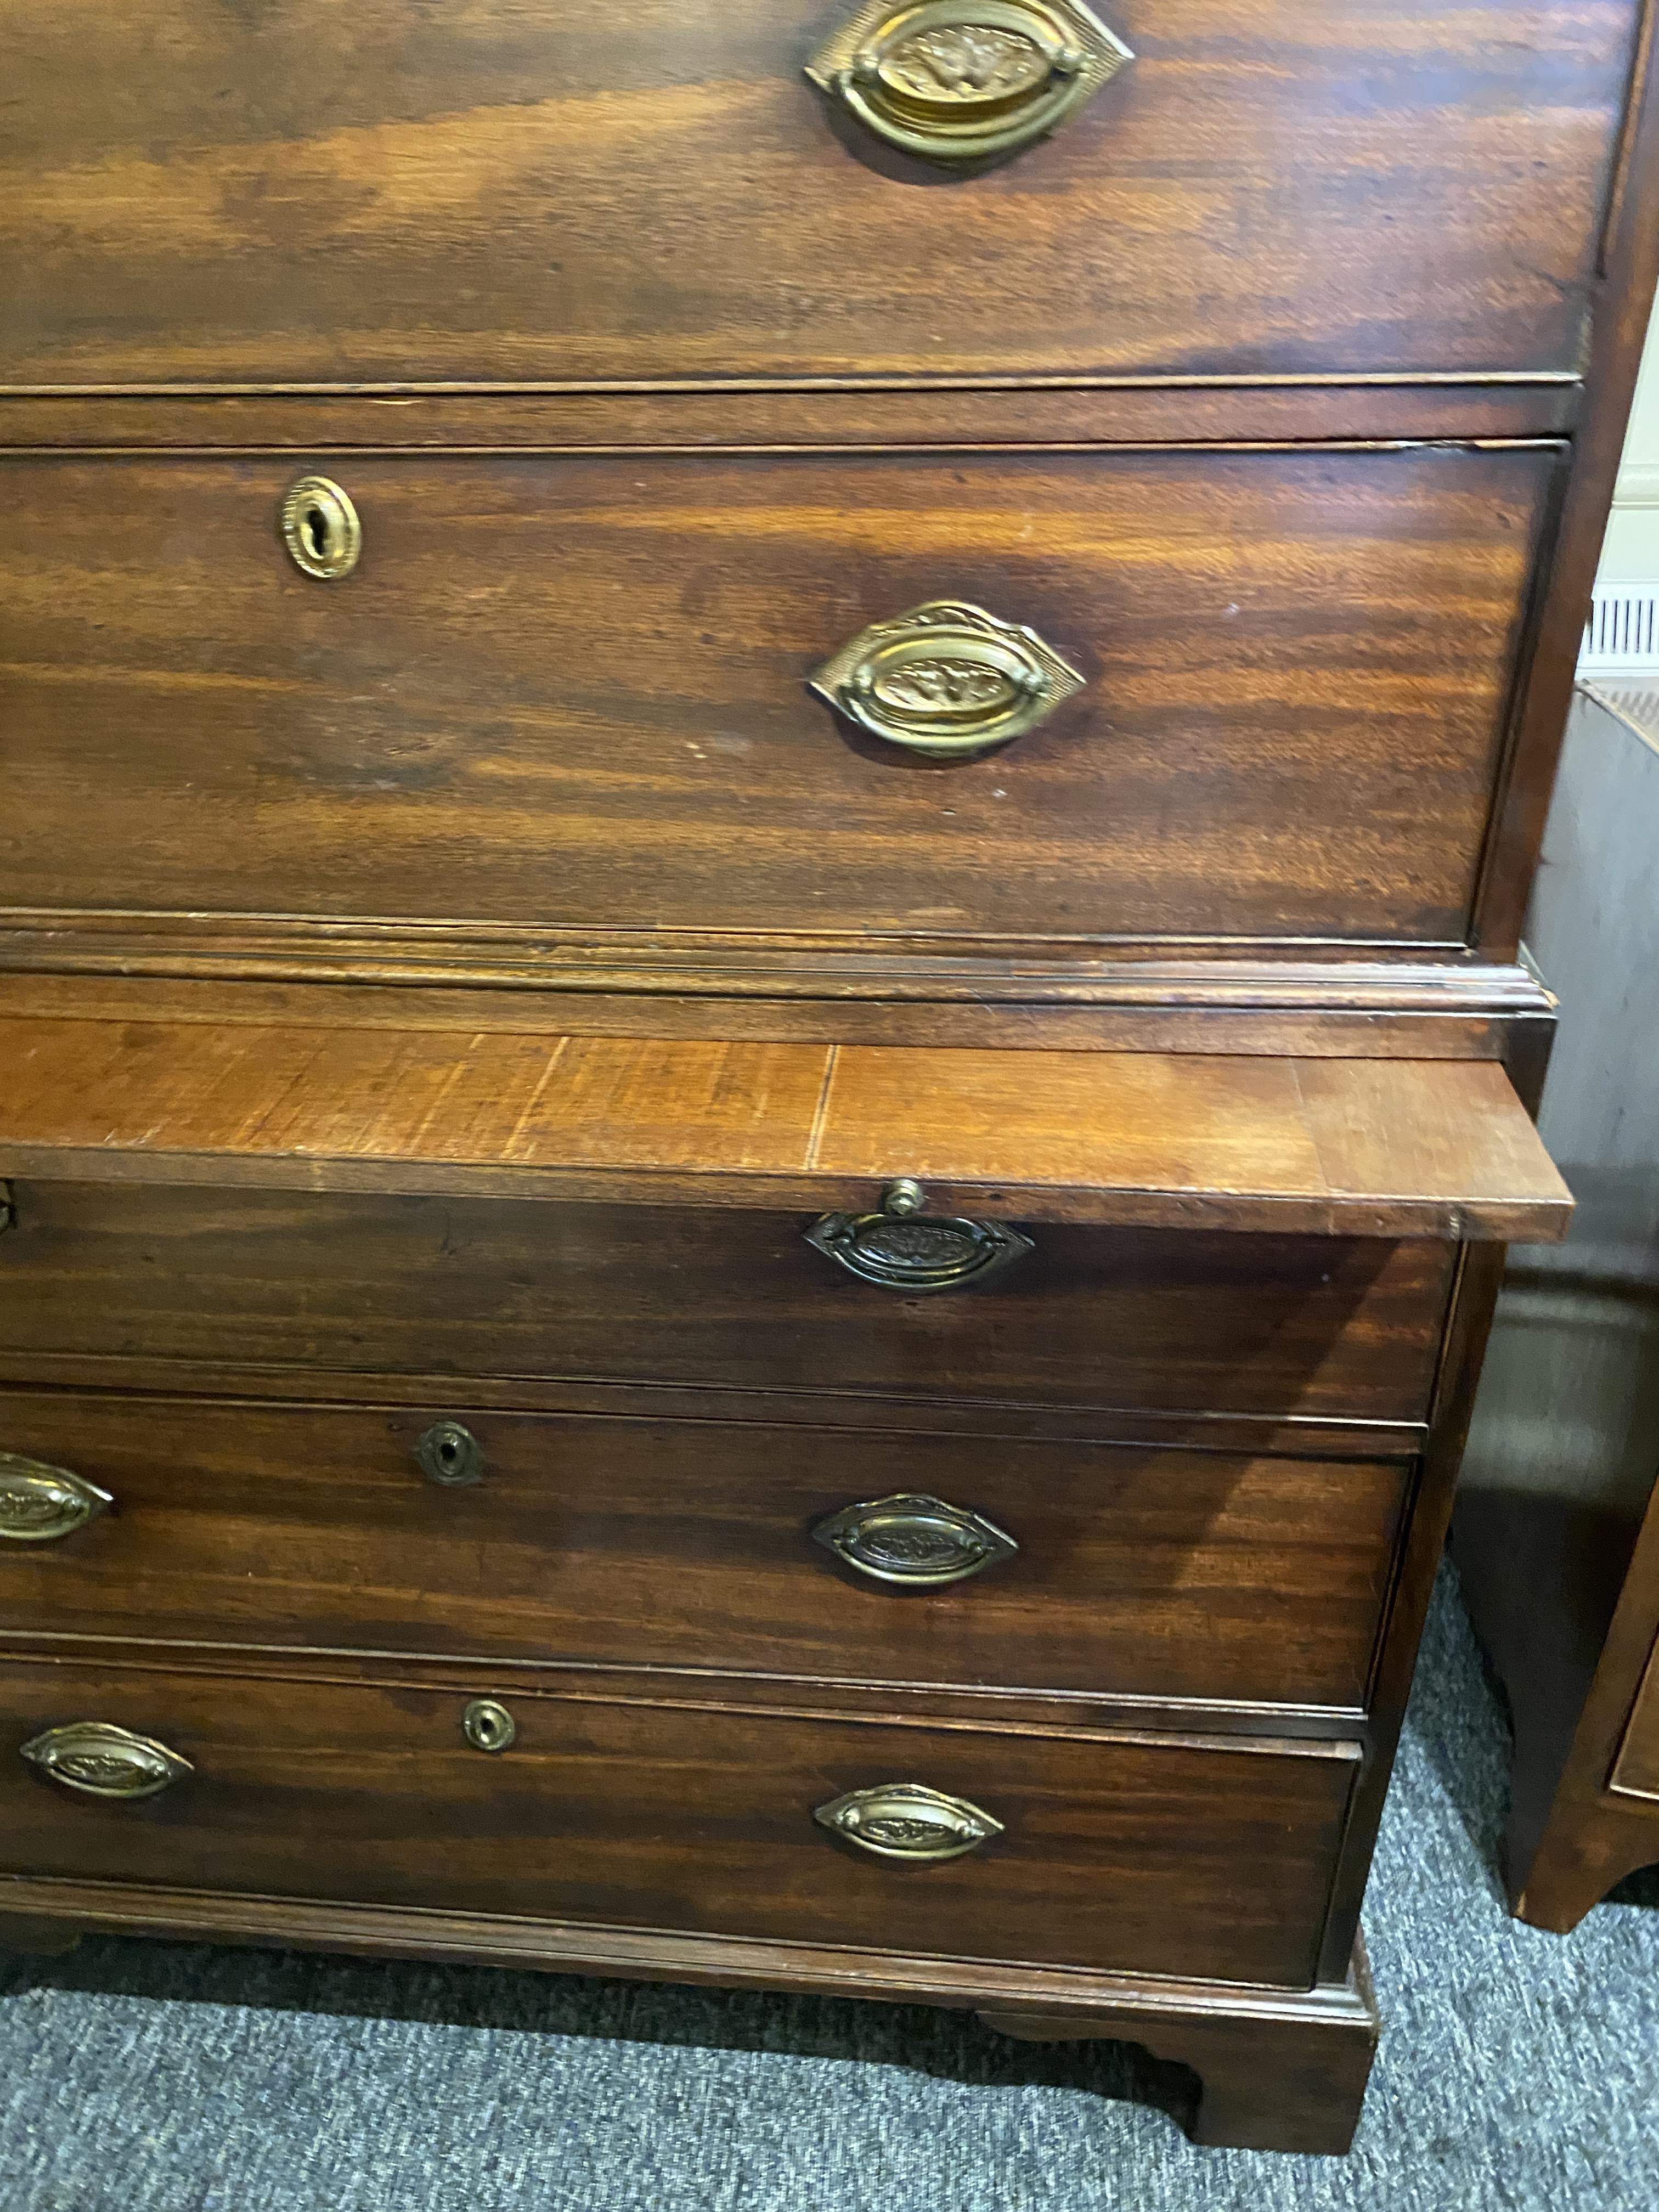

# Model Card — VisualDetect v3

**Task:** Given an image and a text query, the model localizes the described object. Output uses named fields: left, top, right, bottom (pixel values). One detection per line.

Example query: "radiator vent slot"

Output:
left=1581, top=581, right=1659, bottom=675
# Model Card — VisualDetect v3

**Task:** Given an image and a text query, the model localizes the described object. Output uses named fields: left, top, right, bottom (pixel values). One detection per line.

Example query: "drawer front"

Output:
left=1, top=445, right=1555, bottom=947
left=0, top=1183, right=1455, bottom=1425
left=0, top=3, right=1634, bottom=385
left=0, top=1394, right=1412, bottom=1708
left=0, top=1663, right=1356, bottom=1985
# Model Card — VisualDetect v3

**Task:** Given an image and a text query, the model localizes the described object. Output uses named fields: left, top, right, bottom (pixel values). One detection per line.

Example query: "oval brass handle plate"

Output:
left=461, top=1698, right=517, bottom=1753
left=0, top=1453, right=113, bottom=1543
left=808, top=601, right=1084, bottom=760
left=805, top=1178, right=1033, bottom=1293
left=805, top=1, right=1133, bottom=166
left=416, top=1420, right=485, bottom=1488
left=21, top=1721, right=192, bottom=1800
left=280, top=474, right=362, bottom=580
left=815, top=1781, right=1004, bottom=1861
left=814, top=1492, right=1018, bottom=1587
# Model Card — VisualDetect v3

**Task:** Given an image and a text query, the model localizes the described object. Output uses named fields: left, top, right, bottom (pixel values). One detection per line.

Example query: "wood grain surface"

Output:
left=0, top=385, right=1586, bottom=453
left=0, top=1391, right=1411, bottom=1711
left=0, top=445, right=1557, bottom=947
left=0, top=2, right=1637, bottom=387
left=0, top=1181, right=1452, bottom=1422
left=0, top=1659, right=1358, bottom=1985
left=0, top=1019, right=1572, bottom=1235
left=0, top=962, right=1556, bottom=1065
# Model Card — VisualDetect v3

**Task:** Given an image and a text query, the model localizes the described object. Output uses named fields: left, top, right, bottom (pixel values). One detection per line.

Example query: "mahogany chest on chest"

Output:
left=1, top=0, right=1654, bottom=2155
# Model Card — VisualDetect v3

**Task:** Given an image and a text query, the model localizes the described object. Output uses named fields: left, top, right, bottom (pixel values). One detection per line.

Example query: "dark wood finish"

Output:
left=0, top=1022, right=1572, bottom=1238
left=0, top=1658, right=1358, bottom=1987
left=981, top=1938, right=1379, bottom=2155
left=1456, top=686, right=1659, bottom=1928
left=4, top=0, right=1653, bottom=2162
left=0, top=1640, right=1368, bottom=1747
left=1609, top=1577, right=1659, bottom=1799
left=0, top=385, right=1584, bottom=452
left=1475, top=4, right=1659, bottom=960
left=0, top=3, right=1636, bottom=388
left=0, top=1361, right=1432, bottom=1466
left=0, top=1391, right=1412, bottom=1712
left=1460, top=1483, right=1659, bottom=1929
left=0, top=1181, right=1454, bottom=1423
left=0, top=445, right=1557, bottom=949
left=1317, top=1239, right=1510, bottom=1979
left=0, top=960, right=1562, bottom=1062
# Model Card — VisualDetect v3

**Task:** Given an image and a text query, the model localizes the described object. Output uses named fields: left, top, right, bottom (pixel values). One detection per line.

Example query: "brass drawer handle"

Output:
left=281, top=474, right=362, bottom=580
left=0, top=1454, right=112, bottom=1543
left=806, top=2, right=1132, bottom=166
left=814, top=1492, right=1018, bottom=1587
left=416, top=1420, right=485, bottom=1488
left=809, top=600, right=1084, bottom=759
left=21, top=1721, right=192, bottom=1801
left=815, top=1781, right=1003, bottom=1861
left=805, top=1177, right=1033, bottom=1293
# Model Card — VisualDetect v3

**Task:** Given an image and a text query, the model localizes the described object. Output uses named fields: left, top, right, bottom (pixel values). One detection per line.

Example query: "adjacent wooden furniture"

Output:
left=1456, top=682, right=1659, bottom=1930
left=3, top=0, right=1657, bottom=2156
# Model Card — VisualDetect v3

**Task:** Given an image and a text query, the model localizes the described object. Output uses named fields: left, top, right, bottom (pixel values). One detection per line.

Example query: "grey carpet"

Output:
left=2, top=1563, right=1656, bottom=2212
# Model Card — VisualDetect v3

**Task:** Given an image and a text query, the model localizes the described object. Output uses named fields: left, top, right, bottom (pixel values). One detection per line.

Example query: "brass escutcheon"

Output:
left=809, top=601, right=1085, bottom=760
left=806, top=1, right=1133, bottom=166
left=814, top=1781, right=1004, bottom=1861
left=461, top=1699, right=517, bottom=1753
left=416, top=1420, right=485, bottom=1488
left=280, top=475, right=362, bottom=580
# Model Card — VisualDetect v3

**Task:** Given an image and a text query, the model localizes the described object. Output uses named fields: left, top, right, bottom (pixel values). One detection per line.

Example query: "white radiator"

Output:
left=1581, top=580, right=1659, bottom=676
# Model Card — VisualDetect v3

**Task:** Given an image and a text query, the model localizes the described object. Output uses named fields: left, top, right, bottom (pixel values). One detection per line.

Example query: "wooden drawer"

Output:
left=0, top=1662, right=1358, bottom=1985
left=0, top=1393, right=1412, bottom=1709
left=0, top=445, right=1556, bottom=949
left=0, top=1183, right=1454, bottom=1425
left=0, top=3, right=1633, bottom=386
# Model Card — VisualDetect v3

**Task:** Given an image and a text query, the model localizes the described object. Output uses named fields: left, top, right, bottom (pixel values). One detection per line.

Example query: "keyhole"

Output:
left=415, top=1419, right=483, bottom=1486
left=281, top=475, right=361, bottom=578
left=462, top=1699, right=516, bottom=1753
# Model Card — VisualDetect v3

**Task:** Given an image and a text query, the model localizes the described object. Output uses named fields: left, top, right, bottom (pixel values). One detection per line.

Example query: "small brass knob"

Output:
left=416, top=1420, right=485, bottom=1488
left=806, top=2, right=1133, bottom=167
left=21, top=1721, right=192, bottom=1800
left=809, top=601, right=1085, bottom=760
left=280, top=475, right=362, bottom=580
left=461, top=1699, right=517, bottom=1753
